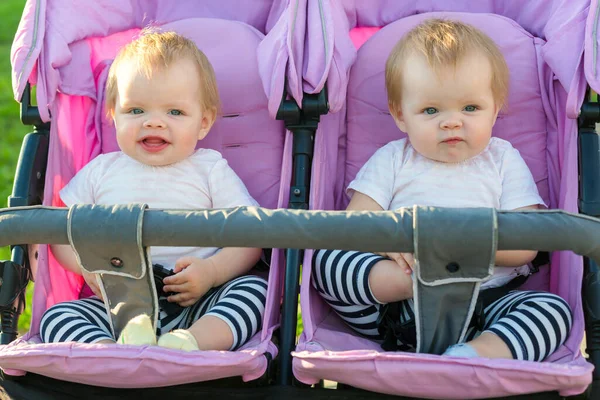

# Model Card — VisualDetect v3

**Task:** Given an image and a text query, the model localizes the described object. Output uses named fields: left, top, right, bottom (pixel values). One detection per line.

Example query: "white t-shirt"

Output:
left=61, top=149, right=258, bottom=269
left=348, top=137, right=545, bottom=288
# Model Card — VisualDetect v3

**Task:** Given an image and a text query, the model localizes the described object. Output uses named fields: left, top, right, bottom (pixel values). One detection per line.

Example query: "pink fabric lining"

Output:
left=348, top=26, right=380, bottom=49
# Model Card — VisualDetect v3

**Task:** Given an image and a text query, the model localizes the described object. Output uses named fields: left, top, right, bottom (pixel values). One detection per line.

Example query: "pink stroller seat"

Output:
left=0, top=0, right=303, bottom=388
left=294, top=3, right=597, bottom=398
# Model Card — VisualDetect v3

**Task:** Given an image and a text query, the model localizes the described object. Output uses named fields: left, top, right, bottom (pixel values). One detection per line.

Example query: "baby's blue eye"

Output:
left=169, top=109, right=183, bottom=116
left=464, top=105, right=477, bottom=112
left=423, top=107, right=438, bottom=115
left=129, top=108, right=143, bottom=115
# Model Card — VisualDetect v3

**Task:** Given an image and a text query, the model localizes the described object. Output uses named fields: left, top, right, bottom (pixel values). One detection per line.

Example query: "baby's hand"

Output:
left=81, top=269, right=104, bottom=300
left=162, top=257, right=217, bottom=307
left=377, top=252, right=415, bottom=274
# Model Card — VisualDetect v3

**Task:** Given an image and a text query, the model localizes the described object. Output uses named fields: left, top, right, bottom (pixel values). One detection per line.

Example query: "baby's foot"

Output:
left=442, top=343, right=479, bottom=358
left=117, top=314, right=157, bottom=346
left=157, top=329, right=199, bottom=352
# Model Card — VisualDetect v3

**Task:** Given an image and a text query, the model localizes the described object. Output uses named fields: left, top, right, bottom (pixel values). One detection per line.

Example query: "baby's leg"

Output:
left=312, top=249, right=414, bottom=340
left=459, top=291, right=572, bottom=360
left=159, top=275, right=268, bottom=351
left=313, top=249, right=413, bottom=305
left=40, top=297, right=114, bottom=344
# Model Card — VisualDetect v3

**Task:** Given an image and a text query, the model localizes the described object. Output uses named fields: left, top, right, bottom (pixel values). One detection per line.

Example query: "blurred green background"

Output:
left=1, top=0, right=34, bottom=335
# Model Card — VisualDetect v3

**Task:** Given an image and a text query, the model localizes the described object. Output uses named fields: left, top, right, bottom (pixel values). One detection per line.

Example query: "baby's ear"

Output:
left=492, top=104, right=501, bottom=126
left=198, top=107, right=217, bottom=140
left=390, top=104, right=407, bottom=133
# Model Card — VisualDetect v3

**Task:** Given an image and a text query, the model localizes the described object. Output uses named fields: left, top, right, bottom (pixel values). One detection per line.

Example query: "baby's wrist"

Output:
left=205, top=257, right=220, bottom=287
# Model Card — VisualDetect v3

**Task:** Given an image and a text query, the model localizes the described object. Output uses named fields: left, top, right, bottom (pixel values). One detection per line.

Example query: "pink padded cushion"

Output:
left=90, top=19, right=284, bottom=208
left=346, top=12, right=549, bottom=206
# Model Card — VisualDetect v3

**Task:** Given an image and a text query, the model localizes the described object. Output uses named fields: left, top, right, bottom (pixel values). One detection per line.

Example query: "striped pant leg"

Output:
left=183, top=275, right=268, bottom=350
left=39, top=297, right=114, bottom=343
left=472, top=290, right=573, bottom=361
left=311, top=249, right=393, bottom=340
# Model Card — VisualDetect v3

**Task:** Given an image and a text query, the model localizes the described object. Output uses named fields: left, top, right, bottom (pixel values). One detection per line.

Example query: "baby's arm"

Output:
left=207, top=247, right=263, bottom=287
left=346, top=191, right=385, bottom=211
left=50, top=244, right=104, bottom=299
left=50, top=244, right=81, bottom=274
left=346, top=191, right=414, bottom=303
left=494, top=205, right=539, bottom=267
left=347, top=191, right=414, bottom=271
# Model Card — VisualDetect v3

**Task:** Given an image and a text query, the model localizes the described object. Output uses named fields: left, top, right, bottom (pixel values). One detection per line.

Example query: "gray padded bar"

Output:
left=68, top=204, right=148, bottom=278
left=1, top=206, right=600, bottom=264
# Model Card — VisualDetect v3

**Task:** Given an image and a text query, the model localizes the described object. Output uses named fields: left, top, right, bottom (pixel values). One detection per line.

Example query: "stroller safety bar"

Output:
left=0, top=205, right=598, bottom=264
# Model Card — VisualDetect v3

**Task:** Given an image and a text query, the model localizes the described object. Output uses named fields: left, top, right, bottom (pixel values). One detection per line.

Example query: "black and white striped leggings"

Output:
left=312, top=249, right=573, bottom=361
left=40, top=275, right=268, bottom=350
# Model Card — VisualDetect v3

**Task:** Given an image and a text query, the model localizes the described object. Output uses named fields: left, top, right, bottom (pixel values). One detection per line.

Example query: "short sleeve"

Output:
left=500, top=147, right=546, bottom=210
left=60, top=157, right=102, bottom=205
left=209, top=158, right=259, bottom=208
left=347, top=143, right=397, bottom=210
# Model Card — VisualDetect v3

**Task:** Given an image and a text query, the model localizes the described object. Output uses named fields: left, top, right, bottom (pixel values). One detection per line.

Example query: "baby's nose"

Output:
left=143, top=117, right=166, bottom=128
left=440, top=117, right=462, bottom=130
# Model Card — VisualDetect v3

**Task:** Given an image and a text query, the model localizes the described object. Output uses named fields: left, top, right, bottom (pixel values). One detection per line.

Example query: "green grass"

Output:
left=0, top=1, right=34, bottom=335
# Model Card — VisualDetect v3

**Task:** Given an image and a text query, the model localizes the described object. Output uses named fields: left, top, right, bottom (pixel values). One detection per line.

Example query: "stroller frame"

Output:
left=577, top=93, right=600, bottom=392
left=1, top=6, right=600, bottom=400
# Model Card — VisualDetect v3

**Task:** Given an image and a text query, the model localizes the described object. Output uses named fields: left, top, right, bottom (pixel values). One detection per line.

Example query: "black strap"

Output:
left=376, top=301, right=416, bottom=352
left=530, top=251, right=550, bottom=274
left=476, top=274, right=529, bottom=310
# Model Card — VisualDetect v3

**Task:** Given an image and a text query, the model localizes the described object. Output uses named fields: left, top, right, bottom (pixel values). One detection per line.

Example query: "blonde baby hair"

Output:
left=105, top=28, right=220, bottom=116
left=385, top=19, right=509, bottom=113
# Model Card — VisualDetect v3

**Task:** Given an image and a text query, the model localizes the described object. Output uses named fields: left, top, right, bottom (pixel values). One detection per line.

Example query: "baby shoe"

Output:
left=157, top=329, right=199, bottom=352
left=442, top=343, right=479, bottom=358
left=117, top=314, right=157, bottom=346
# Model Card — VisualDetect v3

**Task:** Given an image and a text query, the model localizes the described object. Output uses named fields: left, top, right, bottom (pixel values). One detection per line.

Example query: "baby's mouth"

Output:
left=140, top=137, right=169, bottom=152
left=442, top=137, right=464, bottom=145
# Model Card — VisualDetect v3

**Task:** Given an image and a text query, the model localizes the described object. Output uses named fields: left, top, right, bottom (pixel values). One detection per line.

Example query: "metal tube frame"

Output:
left=578, top=93, right=600, bottom=398
left=0, top=83, right=49, bottom=345
left=276, top=88, right=328, bottom=386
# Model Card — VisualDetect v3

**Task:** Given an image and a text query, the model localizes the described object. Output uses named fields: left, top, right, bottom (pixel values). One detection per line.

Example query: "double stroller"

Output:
left=0, top=0, right=599, bottom=399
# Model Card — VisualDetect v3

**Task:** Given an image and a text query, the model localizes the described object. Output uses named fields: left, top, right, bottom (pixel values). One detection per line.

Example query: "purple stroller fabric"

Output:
left=294, top=1, right=598, bottom=398
left=1, top=0, right=304, bottom=388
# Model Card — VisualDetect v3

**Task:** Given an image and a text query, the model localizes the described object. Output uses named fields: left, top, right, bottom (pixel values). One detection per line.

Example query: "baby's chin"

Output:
left=432, top=146, right=488, bottom=164
left=423, top=151, right=478, bottom=164
left=125, top=150, right=185, bottom=167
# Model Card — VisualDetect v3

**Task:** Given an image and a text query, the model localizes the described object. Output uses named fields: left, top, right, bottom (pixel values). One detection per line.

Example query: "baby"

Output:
left=313, top=19, right=572, bottom=361
left=40, top=31, right=267, bottom=352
